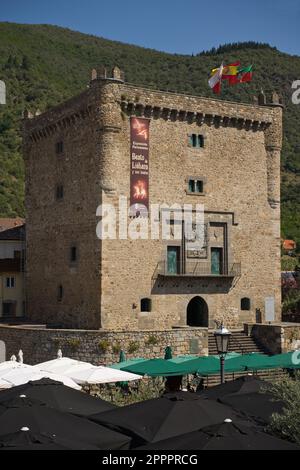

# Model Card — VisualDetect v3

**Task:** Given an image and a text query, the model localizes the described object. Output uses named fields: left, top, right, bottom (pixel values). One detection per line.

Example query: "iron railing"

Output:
left=155, top=261, right=241, bottom=278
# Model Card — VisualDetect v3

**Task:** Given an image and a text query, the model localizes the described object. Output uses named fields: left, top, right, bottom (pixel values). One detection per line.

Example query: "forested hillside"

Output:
left=0, top=23, right=299, bottom=244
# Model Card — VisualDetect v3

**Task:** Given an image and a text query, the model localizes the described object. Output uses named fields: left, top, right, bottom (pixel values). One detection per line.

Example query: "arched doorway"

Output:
left=187, top=296, right=208, bottom=327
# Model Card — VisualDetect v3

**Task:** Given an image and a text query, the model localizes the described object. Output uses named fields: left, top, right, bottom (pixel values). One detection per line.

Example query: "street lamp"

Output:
left=214, top=324, right=231, bottom=384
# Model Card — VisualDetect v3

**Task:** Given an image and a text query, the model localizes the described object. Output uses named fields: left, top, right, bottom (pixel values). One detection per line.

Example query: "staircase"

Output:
left=208, top=330, right=270, bottom=356
left=206, top=330, right=287, bottom=387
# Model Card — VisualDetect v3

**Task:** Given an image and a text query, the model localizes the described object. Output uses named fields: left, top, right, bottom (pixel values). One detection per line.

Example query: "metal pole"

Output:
left=220, top=355, right=225, bottom=384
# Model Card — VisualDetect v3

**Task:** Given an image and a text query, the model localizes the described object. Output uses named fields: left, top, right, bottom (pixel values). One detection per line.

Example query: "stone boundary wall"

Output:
left=245, top=323, right=300, bottom=354
left=0, top=325, right=208, bottom=365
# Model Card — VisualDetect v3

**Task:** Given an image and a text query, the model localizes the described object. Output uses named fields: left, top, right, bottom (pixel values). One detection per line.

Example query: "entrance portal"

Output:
left=187, top=296, right=208, bottom=327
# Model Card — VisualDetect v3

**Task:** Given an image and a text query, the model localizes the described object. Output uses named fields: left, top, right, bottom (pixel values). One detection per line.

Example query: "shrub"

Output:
left=66, top=338, right=81, bottom=351
left=128, top=341, right=139, bottom=354
left=112, top=343, right=122, bottom=354
left=268, top=371, right=300, bottom=444
left=98, top=339, right=109, bottom=353
left=146, top=335, right=159, bottom=346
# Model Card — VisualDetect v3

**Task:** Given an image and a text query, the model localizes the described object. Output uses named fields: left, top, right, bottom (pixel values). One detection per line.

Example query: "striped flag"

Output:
left=208, top=63, right=223, bottom=94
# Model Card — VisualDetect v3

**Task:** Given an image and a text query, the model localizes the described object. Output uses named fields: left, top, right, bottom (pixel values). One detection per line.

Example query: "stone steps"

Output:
left=206, top=329, right=286, bottom=386
left=208, top=330, right=270, bottom=356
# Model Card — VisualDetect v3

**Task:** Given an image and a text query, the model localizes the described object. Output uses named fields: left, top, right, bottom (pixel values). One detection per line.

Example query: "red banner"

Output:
left=130, top=117, right=150, bottom=216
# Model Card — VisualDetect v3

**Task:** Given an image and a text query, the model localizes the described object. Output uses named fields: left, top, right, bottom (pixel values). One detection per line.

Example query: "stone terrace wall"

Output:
left=246, top=323, right=300, bottom=354
left=0, top=325, right=208, bottom=365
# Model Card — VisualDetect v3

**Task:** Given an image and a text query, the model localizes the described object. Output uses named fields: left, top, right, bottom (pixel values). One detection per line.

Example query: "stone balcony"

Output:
left=153, top=261, right=241, bottom=280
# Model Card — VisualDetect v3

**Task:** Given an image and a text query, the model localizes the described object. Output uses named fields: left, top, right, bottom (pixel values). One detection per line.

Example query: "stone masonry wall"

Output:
left=247, top=323, right=300, bottom=354
left=0, top=324, right=208, bottom=365
left=100, top=82, right=282, bottom=330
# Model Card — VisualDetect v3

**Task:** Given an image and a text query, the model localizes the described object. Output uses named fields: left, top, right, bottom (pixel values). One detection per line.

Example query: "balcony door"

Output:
left=211, top=248, right=223, bottom=275
left=167, top=246, right=180, bottom=274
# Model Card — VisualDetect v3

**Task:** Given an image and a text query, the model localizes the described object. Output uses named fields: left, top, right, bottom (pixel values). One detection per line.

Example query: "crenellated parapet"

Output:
left=121, top=99, right=271, bottom=131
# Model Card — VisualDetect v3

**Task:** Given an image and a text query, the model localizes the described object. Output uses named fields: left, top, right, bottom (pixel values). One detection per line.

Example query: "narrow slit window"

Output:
left=70, top=246, right=77, bottom=263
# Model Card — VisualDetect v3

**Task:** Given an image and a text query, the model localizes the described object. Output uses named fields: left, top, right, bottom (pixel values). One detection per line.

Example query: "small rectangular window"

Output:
left=188, top=134, right=204, bottom=148
left=57, top=285, right=64, bottom=302
left=70, top=246, right=77, bottom=263
left=56, top=185, right=64, bottom=200
left=56, top=141, right=64, bottom=154
left=6, top=277, right=15, bottom=288
left=187, top=179, right=204, bottom=194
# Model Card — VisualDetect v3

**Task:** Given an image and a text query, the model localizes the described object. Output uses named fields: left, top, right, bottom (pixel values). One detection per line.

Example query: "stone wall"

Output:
left=246, top=323, right=300, bottom=354
left=0, top=324, right=208, bottom=365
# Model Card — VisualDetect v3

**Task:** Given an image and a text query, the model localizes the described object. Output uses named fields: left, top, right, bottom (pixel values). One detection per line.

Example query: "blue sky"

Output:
left=0, top=0, right=299, bottom=56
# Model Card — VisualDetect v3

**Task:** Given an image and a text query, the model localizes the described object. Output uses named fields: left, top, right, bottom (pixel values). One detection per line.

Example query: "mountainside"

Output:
left=0, top=22, right=299, bottom=244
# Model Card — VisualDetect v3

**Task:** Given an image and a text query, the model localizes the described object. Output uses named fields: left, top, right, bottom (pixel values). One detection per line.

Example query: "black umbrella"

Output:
left=0, top=395, right=131, bottom=450
left=199, top=376, right=284, bottom=425
left=0, top=427, right=100, bottom=450
left=0, top=378, right=116, bottom=417
left=199, top=375, right=272, bottom=400
left=137, top=419, right=300, bottom=450
left=90, top=391, right=245, bottom=447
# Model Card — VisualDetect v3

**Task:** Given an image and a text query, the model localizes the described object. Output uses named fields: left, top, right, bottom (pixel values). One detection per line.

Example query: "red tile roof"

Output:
left=0, top=218, right=25, bottom=233
left=282, top=239, right=297, bottom=250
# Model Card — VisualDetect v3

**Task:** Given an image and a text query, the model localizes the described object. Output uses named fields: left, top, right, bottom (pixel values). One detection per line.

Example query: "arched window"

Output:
left=58, top=285, right=64, bottom=302
left=141, top=298, right=152, bottom=312
left=241, top=297, right=251, bottom=311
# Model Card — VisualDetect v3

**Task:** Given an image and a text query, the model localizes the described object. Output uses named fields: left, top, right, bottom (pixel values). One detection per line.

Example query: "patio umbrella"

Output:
left=0, top=427, right=100, bottom=450
left=64, top=365, right=142, bottom=385
left=0, top=378, right=116, bottom=417
left=110, top=358, right=146, bottom=370
left=136, top=419, right=300, bottom=450
left=224, top=353, right=275, bottom=372
left=199, top=376, right=284, bottom=425
left=90, top=391, right=244, bottom=447
left=178, top=356, right=221, bottom=376
left=119, top=350, right=126, bottom=363
left=122, top=358, right=198, bottom=377
left=35, top=357, right=94, bottom=375
left=164, top=346, right=172, bottom=360
left=0, top=395, right=131, bottom=449
left=268, top=351, right=300, bottom=369
left=0, top=366, right=81, bottom=390
left=0, top=361, right=33, bottom=374
left=37, top=356, right=142, bottom=384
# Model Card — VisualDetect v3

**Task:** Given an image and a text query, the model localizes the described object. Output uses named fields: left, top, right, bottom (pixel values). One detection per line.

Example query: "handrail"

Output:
left=155, top=261, right=241, bottom=277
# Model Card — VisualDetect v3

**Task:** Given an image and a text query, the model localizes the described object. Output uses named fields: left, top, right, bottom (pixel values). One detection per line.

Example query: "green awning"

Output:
left=110, top=358, right=146, bottom=370
left=112, top=351, right=299, bottom=377
left=121, top=358, right=202, bottom=377
left=169, top=355, right=197, bottom=364
left=267, top=351, right=300, bottom=369
left=224, top=353, right=271, bottom=372
left=179, top=356, right=221, bottom=376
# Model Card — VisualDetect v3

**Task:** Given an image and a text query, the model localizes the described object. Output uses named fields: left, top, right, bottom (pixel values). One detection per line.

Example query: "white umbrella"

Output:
left=0, top=368, right=81, bottom=390
left=0, top=377, right=12, bottom=390
left=64, top=365, right=142, bottom=385
left=0, top=361, right=33, bottom=375
left=35, top=357, right=93, bottom=375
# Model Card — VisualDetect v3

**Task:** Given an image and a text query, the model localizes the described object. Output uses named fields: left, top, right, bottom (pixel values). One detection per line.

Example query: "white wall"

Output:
left=0, top=241, right=23, bottom=259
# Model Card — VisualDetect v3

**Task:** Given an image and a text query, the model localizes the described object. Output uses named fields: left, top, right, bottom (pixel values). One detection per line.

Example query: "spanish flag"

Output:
left=222, top=62, right=241, bottom=85
left=211, top=62, right=240, bottom=85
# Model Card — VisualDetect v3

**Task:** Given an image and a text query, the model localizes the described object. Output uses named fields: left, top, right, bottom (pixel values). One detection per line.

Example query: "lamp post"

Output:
left=214, top=324, right=231, bottom=384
